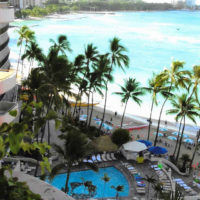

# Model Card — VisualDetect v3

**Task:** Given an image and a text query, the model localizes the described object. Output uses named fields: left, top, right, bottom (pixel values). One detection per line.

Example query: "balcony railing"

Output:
left=0, top=101, right=18, bottom=124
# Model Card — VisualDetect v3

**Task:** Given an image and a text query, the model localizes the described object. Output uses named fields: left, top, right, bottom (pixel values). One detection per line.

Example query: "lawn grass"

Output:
left=93, top=135, right=118, bottom=152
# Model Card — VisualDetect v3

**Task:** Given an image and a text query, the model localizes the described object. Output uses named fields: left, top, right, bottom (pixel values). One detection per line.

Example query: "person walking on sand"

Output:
left=114, top=111, right=117, bottom=117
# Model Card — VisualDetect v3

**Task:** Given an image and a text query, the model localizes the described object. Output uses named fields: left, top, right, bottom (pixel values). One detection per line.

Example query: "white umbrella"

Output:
left=122, top=141, right=147, bottom=153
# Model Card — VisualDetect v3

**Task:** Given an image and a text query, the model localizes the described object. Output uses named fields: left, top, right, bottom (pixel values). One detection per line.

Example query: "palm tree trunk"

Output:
left=21, top=42, right=27, bottom=79
left=17, top=44, right=23, bottom=77
left=47, top=120, right=50, bottom=157
left=88, top=91, right=94, bottom=127
left=121, top=98, right=129, bottom=128
left=147, top=99, right=154, bottom=140
left=147, top=183, right=150, bottom=200
left=34, top=160, right=39, bottom=177
left=72, top=93, right=80, bottom=117
left=173, top=117, right=183, bottom=156
left=65, top=166, right=71, bottom=193
left=86, top=91, right=90, bottom=125
left=190, top=130, right=200, bottom=167
left=28, top=59, right=33, bottom=75
left=99, top=82, right=108, bottom=132
left=154, top=97, right=168, bottom=146
left=176, top=116, right=186, bottom=162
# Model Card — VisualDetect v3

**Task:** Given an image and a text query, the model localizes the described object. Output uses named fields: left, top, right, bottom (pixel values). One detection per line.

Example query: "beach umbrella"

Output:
left=153, top=132, right=163, bottom=137
left=172, top=132, right=189, bottom=138
left=159, top=127, right=168, bottom=132
left=95, top=121, right=101, bottom=126
left=167, top=136, right=177, bottom=141
left=148, top=146, right=168, bottom=155
left=104, top=124, right=113, bottom=131
left=183, top=138, right=194, bottom=144
left=137, top=140, right=152, bottom=147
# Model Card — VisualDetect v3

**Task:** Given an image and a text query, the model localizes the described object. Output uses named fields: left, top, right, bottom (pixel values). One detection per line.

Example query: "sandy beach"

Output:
left=81, top=105, right=200, bottom=165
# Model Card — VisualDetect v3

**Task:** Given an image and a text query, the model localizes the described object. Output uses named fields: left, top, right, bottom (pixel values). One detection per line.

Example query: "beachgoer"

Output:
left=114, top=111, right=117, bottom=116
left=110, top=117, right=112, bottom=122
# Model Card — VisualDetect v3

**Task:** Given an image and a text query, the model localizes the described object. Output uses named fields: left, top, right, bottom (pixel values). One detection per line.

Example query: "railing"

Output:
left=0, top=46, right=10, bottom=68
left=0, top=32, right=9, bottom=45
left=0, top=25, right=9, bottom=35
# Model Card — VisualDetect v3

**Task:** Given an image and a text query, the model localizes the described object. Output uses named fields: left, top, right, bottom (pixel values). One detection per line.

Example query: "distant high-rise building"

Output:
left=185, top=0, right=196, bottom=7
left=9, top=0, right=46, bottom=9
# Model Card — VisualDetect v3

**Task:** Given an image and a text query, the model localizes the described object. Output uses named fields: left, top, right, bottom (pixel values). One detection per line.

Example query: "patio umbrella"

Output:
left=159, top=127, right=168, bottom=132
left=172, top=132, right=189, bottom=138
left=95, top=121, right=101, bottom=125
left=104, top=124, right=113, bottom=131
left=137, top=140, right=152, bottom=147
left=167, top=136, right=177, bottom=141
left=148, top=146, right=168, bottom=155
left=153, top=132, right=163, bottom=137
left=184, top=138, right=194, bottom=144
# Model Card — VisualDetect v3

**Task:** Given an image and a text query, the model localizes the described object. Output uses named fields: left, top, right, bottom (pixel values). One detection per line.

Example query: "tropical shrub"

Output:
left=111, top=128, right=130, bottom=147
left=0, top=167, right=42, bottom=200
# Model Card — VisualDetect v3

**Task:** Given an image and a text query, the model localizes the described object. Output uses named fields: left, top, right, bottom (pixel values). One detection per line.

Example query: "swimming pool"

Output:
left=47, top=167, right=129, bottom=198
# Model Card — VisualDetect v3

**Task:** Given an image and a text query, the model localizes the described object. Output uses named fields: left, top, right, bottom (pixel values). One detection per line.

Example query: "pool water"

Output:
left=47, top=167, right=129, bottom=198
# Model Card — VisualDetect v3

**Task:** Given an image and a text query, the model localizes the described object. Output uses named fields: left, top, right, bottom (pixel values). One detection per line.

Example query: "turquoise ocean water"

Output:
left=8, top=11, right=200, bottom=132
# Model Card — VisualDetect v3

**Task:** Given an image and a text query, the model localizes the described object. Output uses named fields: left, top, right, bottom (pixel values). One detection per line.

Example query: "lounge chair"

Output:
left=111, top=153, right=116, bottom=160
left=91, top=155, right=97, bottom=163
left=101, top=153, right=107, bottom=162
left=106, top=153, right=112, bottom=161
left=96, top=154, right=102, bottom=162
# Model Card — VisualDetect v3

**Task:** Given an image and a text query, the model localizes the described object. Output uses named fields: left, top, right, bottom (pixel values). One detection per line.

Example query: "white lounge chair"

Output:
left=91, top=155, right=97, bottom=163
left=101, top=153, right=107, bottom=162
left=111, top=153, right=116, bottom=160
left=96, top=154, right=102, bottom=162
left=106, top=153, right=112, bottom=161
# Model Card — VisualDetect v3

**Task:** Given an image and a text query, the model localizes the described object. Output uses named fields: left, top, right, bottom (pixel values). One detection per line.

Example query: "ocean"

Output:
left=8, top=11, right=200, bottom=134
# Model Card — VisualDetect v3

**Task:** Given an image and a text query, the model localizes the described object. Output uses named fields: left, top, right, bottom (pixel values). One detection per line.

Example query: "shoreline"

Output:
left=93, top=105, right=198, bottom=138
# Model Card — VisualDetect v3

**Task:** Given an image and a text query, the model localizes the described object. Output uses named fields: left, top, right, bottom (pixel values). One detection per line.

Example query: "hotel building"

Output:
left=0, top=0, right=18, bottom=124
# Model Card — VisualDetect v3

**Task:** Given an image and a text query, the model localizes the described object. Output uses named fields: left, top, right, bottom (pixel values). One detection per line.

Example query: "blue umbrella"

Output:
left=148, top=146, right=168, bottom=155
left=95, top=121, right=101, bottom=125
left=159, top=127, right=168, bottom=132
left=104, top=124, right=113, bottom=131
left=167, top=136, right=177, bottom=141
left=184, top=138, right=194, bottom=144
left=153, top=132, right=163, bottom=137
left=137, top=140, right=152, bottom=147
left=172, top=132, right=189, bottom=138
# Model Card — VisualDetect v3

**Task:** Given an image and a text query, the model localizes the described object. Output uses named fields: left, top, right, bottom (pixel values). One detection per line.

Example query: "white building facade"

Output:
left=0, top=1, right=18, bottom=124
left=9, top=0, right=46, bottom=9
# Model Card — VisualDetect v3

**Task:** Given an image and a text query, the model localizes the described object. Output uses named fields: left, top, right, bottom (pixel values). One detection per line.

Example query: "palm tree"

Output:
left=99, top=37, right=129, bottom=131
left=50, top=130, right=98, bottom=193
left=50, top=34, right=72, bottom=55
left=154, top=61, right=190, bottom=146
left=87, top=54, right=110, bottom=126
left=180, top=154, right=191, bottom=172
left=101, top=173, right=110, bottom=199
left=188, top=65, right=200, bottom=103
left=111, top=185, right=124, bottom=200
left=21, top=29, right=35, bottom=78
left=73, top=44, right=99, bottom=117
left=190, top=129, right=200, bottom=168
left=144, top=73, right=163, bottom=140
left=144, top=174, right=156, bottom=200
left=16, top=25, right=31, bottom=76
left=167, top=94, right=199, bottom=162
left=114, top=78, right=144, bottom=128
left=21, top=41, right=43, bottom=75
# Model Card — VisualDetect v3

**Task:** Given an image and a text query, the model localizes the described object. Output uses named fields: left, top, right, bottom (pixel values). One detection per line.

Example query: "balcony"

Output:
left=0, top=69, right=16, bottom=95
left=0, top=3, right=14, bottom=24
left=0, top=101, right=18, bottom=124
